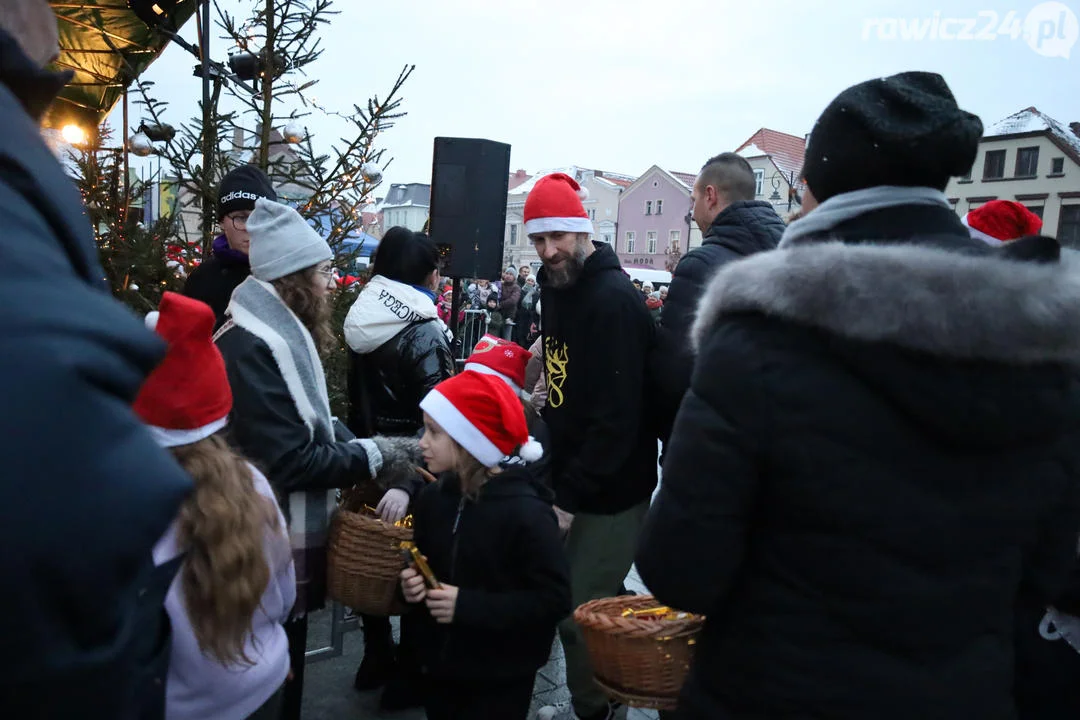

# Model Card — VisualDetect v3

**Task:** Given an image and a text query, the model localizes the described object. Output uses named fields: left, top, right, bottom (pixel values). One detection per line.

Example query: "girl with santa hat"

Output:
left=399, top=371, right=571, bottom=719
left=133, top=292, right=295, bottom=720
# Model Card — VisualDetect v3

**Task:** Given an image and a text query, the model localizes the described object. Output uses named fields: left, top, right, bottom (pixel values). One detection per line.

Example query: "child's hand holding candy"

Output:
left=400, top=567, right=428, bottom=603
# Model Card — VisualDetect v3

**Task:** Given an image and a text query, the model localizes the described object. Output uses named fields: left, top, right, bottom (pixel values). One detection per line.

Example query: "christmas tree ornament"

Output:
left=128, top=132, right=154, bottom=157
left=360, top=163, right=382, bottom=184
left=283, top=121, right=306, bottom=144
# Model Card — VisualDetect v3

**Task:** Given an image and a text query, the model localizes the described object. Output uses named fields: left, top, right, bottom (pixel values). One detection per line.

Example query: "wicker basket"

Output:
left=326, top=484, right=413, bottom=616
left=573, top=595, right=704, bottom=711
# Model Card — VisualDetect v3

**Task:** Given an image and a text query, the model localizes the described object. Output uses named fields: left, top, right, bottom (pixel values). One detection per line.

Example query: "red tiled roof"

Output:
left=669, top=171, right=697, bottom=188
left=736, top=128, right=806, bottom=180
left=593, top=170, right=637, bottom=188
left=601, top=175, right=634, bottom=188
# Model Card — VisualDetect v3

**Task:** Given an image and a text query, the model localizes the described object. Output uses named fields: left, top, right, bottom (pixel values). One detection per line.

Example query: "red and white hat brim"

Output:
left=147, top=414, right=229, bottom=448
left=463, top=362, right=523, bottom=396
left=961, top=213, right=1004, bottom=246
left=523, top=216, right=594, bottom=236
left=420, top=389, right=505, bottom=467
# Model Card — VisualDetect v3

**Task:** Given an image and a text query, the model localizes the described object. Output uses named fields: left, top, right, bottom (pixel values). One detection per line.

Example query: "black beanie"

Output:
left=217, top=165, right=278, bottom=221
left=801, top=72, right=983, bottom=202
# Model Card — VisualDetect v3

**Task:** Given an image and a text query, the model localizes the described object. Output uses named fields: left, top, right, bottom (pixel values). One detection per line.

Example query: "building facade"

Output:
left=616, top=166, right=695, bottom=269
left=945, top=107, right=1080, bottom=245
left=379, top=182, right=430, bottom=233
left=734, top=128, right=807, bottom=221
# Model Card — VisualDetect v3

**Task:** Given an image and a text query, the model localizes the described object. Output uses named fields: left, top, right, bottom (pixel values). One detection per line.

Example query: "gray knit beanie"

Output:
left=246, top=197, right=333, bottom=281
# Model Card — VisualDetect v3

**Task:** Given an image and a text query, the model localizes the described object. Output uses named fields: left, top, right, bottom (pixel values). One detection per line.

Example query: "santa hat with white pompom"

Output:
left=523, top=172, right=593, bottom=236
left=420, top=370, right=544, bottom=466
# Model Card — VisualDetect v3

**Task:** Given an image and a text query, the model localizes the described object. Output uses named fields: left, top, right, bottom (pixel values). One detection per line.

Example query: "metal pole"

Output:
left=200, top=0, right=213, bottom=245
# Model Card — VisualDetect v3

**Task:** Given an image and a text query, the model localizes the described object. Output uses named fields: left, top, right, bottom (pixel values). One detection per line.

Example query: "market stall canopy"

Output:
left=45, top=0, right=198, bottom=139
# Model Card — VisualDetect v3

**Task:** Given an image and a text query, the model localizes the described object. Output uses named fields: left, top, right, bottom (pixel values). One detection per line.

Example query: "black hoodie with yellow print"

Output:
left=538, top=242, right=658, bottom=515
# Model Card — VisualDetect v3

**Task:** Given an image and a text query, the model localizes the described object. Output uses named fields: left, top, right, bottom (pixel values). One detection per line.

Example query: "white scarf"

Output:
left=343, top=275, right=451, bottom=354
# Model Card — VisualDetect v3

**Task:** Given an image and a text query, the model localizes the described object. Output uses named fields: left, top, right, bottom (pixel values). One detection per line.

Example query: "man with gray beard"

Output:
left=526, top=173, right=657, bottom=720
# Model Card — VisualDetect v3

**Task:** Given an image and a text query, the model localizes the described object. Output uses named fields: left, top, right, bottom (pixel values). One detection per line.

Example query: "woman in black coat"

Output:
left=637, top=73, right=1080, bottom=720
left=342, top=227, right=455, bottom=709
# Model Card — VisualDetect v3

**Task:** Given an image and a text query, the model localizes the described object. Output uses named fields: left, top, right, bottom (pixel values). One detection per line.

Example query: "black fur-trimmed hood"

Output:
left=692, top=241, right=1080, bottom=364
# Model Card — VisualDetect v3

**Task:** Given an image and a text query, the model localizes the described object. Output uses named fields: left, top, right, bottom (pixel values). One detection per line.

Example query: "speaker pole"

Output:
left=449, top=276, right=464, bottom=362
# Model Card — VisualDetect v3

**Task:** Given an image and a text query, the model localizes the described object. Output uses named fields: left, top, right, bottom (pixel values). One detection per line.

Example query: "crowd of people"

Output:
left=3, top=3, right=1080, bottom=719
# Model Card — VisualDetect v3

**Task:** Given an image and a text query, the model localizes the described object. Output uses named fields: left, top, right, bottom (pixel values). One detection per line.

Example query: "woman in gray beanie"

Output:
left=216, top=198, right=420, bottom=720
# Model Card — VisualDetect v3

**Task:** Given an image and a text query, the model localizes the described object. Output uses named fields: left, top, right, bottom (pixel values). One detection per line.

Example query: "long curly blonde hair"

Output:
left=273, top=267, right=334, bottom=357
left=170, top=433, right=281, bottom=666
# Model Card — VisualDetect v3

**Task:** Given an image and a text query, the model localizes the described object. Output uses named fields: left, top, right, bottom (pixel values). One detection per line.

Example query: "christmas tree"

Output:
left=69, top=0, right=413, bottom=414
left=71, top=126, right=196, bottom=312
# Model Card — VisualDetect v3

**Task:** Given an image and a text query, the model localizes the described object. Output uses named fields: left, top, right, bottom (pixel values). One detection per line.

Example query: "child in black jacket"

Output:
left=400, top=370, right=571, bottom=719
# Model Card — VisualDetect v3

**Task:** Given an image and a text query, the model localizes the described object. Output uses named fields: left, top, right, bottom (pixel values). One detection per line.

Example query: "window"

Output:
left=647, top=231, right=657, bottom=254
left=669, top=229, right=681, bottom=249
left=602, top=233, right=613, bottom=244
left=509, top=224, right=518, bottom=246
left=625, top=231, right=636, bottom=253
left=587, top=208, right=596, bottom=221
left=1015, top=146, right=1040, bottom=177
left=1060, top=205, right=1080, bottom=249
left=1025, top=205, right=1044, bottom=219
left=960, top=165, right=972, bottom=181
left=656, top=199, right=663, bottom=215
left=983, top=149, right=1006, bottom=179
left=645, top=201, right=652, bottom=215
left=754, top=169, right=764, bottom=196
left=1052, top=157, right=1065, bottom=174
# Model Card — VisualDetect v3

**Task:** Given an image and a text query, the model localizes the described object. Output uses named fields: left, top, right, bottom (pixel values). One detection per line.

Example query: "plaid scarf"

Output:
left=221, top=276, right=337, bottom=616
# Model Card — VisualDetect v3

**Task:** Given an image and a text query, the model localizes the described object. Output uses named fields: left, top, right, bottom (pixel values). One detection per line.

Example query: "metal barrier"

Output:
left=453, top=310, right=516, bottom=368
left=305, top=601, right=359, bottom=663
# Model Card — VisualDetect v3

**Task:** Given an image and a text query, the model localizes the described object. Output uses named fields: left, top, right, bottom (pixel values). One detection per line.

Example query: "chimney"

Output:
left=1070, top=122, right=1080, bottom=139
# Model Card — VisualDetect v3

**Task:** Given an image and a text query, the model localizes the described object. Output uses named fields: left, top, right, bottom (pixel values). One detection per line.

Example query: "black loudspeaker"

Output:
left=429, top=137, right=511, bottom=280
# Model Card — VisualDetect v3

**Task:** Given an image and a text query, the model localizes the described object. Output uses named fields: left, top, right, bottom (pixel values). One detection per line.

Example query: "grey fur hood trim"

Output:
left=691, top=242, right=1080, bottom=363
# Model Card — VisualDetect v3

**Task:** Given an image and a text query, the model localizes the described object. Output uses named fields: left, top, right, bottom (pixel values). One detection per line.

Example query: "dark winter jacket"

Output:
left=539, top=242, right=657, bottom=514
left=1015, top=545, right=1080, bottom=720
left=346, top=320, right=454, bottom=439
left=651, top=201, right=783, bottom=444
left=515, top=284, right=540, bottom=345
left=410, top=466, right=571, bottom=679
left=0, top=29, right=192, bottom=719
left=499, top=279, right=521, bottom=318
left=344, top=275, right=454, bottom=498
left=217, top=326, right=376, bottom=496
left=637, top=204, right=1080, bottom=720
left=182, top=235, right=250, bottom=330
left=346, top=319, right=453, bottom=496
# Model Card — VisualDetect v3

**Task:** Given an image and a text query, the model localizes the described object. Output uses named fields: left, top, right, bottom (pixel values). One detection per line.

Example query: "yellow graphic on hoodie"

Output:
left=544, top=337, right=569, bottom=409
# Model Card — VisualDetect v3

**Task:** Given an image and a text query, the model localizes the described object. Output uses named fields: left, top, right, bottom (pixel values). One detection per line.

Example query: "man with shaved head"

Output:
left=0, top=3, right=191, bottom=717
left=649, top=152, right=784, bottom=448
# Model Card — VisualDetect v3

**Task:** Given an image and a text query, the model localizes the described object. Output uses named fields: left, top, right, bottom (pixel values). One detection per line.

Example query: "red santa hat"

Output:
left=962, top=200, right=1043, bottom=245
left=523, top=172, right=593, bottom=236
left=133, top=292, right=233, bottom=448
left=464, top=334, right=533, bottom=397
left=420, top=371, right=543, bottom=467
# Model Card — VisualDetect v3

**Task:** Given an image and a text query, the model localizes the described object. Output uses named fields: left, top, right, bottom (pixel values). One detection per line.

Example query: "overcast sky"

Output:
left=118, top=0, right=1078, bottom=190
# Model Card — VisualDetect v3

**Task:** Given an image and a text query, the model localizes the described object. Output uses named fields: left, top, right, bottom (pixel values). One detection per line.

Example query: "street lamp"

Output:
left=769, top=170, right=801, bottom=212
